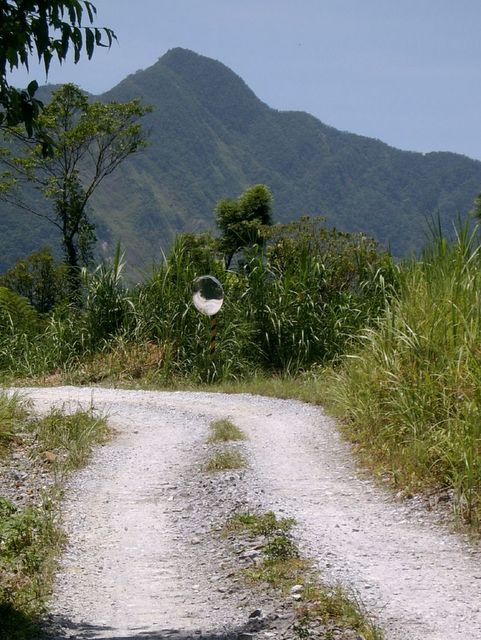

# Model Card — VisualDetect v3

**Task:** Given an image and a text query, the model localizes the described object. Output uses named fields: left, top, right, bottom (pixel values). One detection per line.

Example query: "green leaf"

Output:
left=84, top=1, right=97, bottom=22
left=42, top=49, right=53, bottom=76
left=85, top=28, right=94, bottom=59
left=27, top=81, right=38, bottom=98
left=61, top=24, right=71, bottom=59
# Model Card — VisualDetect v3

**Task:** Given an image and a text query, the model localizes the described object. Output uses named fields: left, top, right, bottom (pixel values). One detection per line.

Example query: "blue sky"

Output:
left=8, top=0, right=481, bottom=159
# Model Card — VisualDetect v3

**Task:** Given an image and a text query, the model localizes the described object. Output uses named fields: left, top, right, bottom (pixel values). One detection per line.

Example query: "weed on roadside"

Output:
left=1, top=402, right=110, bottom=638
left=30, top=406, right=109, bottom=473
left=0, top=495, right=64, bottom=640
left=0, top=393, right=29, bottom=454
left=224, top=510, right=295, bottom=537
left=298, top=584, right=383, bottom=640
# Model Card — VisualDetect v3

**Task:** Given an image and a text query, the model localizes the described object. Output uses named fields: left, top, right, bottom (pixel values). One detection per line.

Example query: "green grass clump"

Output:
left=246, top=556, right=309, bottom=590
left=225, top=510, right=295, bottom=537
left=31, top=406, right=108, bottom=472
left=227, top=508, right=382, bottom=639
left=0, top=392, right=29, bottom=453
left=204, top=448, right=247, bottom=472
left=264, top=534, right=299, bottom=561
left=323, top=226, right=481, bottom=528
left=207, top=418, right=246, bottom=442
left=297, top=584, right=383, bottom=640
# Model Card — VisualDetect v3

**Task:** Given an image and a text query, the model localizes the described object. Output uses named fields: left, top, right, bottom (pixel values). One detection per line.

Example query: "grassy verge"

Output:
left=31, top=406, right=109, bottom=475
left=225, top=510, right=383, bottom=640
left=0, top=495, right=63, bottom=640
left=0, top=395, right=109, bottom=640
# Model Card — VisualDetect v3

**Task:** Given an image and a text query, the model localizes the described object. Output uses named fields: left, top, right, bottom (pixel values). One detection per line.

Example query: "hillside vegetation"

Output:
left=0, top=218, right=395, bottom=382
left=2, top=214, right=481, bottom=529
left=1, top=48, right=481, bottom=271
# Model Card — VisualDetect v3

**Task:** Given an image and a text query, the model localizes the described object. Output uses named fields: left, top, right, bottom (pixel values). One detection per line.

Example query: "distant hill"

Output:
left=1, top=47, right=481, bottom=272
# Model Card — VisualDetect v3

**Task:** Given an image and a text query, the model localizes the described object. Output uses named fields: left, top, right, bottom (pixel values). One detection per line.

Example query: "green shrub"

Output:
left=0, top=217, right=394, bottom=382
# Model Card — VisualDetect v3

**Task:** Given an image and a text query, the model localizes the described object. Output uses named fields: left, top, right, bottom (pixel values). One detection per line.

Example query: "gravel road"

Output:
left=18, top=386, right=481, bottom=640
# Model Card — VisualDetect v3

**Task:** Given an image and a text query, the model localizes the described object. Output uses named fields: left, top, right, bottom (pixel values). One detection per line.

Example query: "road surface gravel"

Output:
left=17, top=386, right=481, bottom=640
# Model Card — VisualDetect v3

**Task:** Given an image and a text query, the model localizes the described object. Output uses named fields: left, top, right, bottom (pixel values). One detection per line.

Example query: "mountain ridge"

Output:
left=0, top=47, right=480, bottom=271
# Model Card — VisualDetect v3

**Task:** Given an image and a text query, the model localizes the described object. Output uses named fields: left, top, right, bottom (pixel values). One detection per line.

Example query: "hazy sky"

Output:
left=8, top=0, right=481, bottom=160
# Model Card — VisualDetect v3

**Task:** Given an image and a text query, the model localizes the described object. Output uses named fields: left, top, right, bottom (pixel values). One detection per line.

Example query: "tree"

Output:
left=0, top=83, right=151, bottom=298
left=472, top=193, right=481, bottom=221
left=0, top=246, right=68, bottom=312
left=0, top=1, right=115, bottom=142
left=215, top=184, right=273, bottom=268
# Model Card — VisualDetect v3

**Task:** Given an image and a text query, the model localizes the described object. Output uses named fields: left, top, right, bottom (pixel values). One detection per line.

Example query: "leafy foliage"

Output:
left=0, top=286, right=40, bottom=334
left=0, top=247, right=68, bottom=313
left=0, top=218, right=395, bottom=383
left=0, top=0, right=115, bottom=139
left=215, top=184, right=273, bottom=267
left=0, top=83, right=151, bottom=298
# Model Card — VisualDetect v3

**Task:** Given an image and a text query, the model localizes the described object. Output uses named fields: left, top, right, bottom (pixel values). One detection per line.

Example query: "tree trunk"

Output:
left=64, top=235, right=82, bottom=304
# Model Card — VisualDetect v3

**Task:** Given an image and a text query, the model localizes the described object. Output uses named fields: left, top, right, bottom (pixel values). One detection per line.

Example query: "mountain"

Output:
left=1, top=47, right=481, bottom=272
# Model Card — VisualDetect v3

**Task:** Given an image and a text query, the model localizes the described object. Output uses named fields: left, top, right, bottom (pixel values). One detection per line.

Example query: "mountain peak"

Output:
left=160, top=47, right=205, bottom=63
left=1, top=48, right=480, bottom=272
left=151, top=47, right=266, bottom=128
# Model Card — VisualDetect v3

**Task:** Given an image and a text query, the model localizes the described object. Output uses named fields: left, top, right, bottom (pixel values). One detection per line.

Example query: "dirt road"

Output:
left=20, top=387, right=481, bottom=640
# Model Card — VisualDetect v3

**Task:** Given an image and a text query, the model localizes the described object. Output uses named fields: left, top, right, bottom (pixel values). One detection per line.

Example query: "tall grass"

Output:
left=324, top=225, right=481, bottom=527
left=0, top=218, right=395, bottom=384
left=31, top=407, right=109, bottom=472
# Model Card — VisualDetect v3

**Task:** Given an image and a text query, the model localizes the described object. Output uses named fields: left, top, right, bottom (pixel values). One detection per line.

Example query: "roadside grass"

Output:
left=211, top=372, right=330, bottom=407
left=31, top=406, right=109, bottom=473
left=0, top=495, right=63, bottom=640
left=0, top=402, right=109, bottom=640
left=208, top=418, right=246, bottom=443
left=204, top=448, right=247, bottom=472
left=0, top=393, right=29, bottom=454
left=318, top=229, right=481, bottom=530
left=297, top=584, right=383, bottom=640
left=210, top=234, right=481, bottom=533
left=225, top=510, right=383, bottom=640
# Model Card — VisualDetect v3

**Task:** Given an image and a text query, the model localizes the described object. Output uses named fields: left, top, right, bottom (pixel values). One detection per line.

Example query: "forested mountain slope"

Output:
left=1, top=47, right=480, bottom=271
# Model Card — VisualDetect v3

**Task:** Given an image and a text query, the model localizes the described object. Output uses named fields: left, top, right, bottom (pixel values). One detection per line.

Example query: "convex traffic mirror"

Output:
left=192, top=275, right=224, bottom=316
